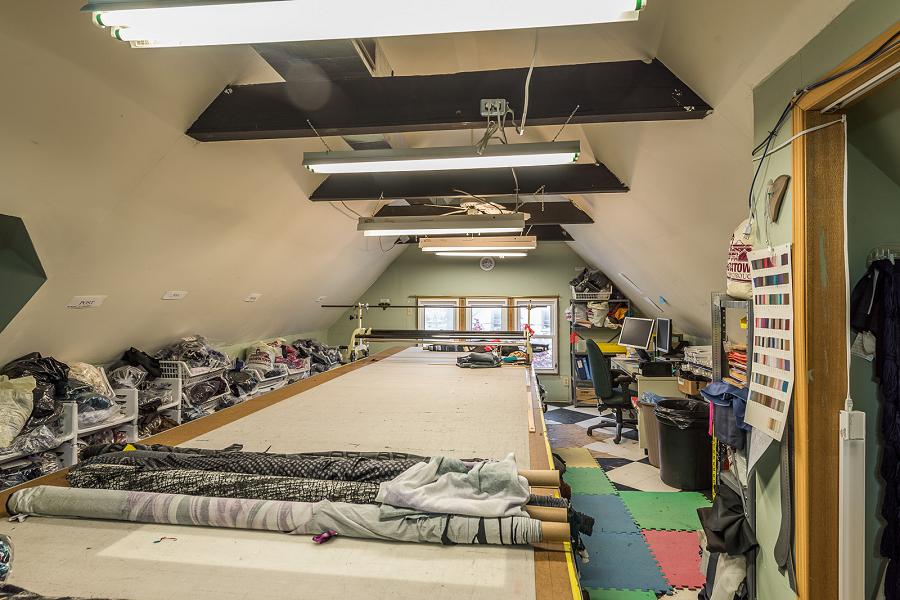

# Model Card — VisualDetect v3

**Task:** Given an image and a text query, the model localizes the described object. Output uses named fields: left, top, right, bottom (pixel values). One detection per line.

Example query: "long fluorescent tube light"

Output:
left=304, top=142, right=579, bottom=174
left=358, top=214, right=526, bottom=237
left=419, top=236, right=537, bottom=252
left=436, top=252, right=527, bottom=257
left=85, top=1, right=646, bottom=48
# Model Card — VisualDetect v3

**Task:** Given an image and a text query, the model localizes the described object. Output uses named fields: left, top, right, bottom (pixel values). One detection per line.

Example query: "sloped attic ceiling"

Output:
left=0, top=1, right=401, bottom=366
left=374, top=0, right=855, bottom=336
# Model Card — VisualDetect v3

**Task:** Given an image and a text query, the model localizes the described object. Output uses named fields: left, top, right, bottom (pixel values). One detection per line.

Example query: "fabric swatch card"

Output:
left=745, top=243, right=794, bottom=441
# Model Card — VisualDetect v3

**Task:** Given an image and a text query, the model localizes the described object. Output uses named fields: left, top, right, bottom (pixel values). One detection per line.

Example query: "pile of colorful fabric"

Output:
left=8, top=444, right=580, bottom=549
left=723, top=343, right=748, bottom=389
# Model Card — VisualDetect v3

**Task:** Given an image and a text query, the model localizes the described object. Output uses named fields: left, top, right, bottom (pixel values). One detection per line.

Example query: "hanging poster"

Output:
left=744, top=243, right=794, bottom=442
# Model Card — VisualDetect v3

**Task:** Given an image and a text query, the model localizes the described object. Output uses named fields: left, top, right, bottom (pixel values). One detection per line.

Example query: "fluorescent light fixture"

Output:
left=85, top=1, right=646, bottom=48
left=419, top=236, right=537, bottom=252
left=358, top=214, right=526, bottom=237
left=436, top=252, right=527, bottom=257
left=303, top=142, right=580, bottom=174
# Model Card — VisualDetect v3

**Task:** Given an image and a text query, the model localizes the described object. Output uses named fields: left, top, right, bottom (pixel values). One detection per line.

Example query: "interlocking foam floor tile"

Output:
left=571, top=494, right=639, bottom=534
left=554, top=447, right=600, bottom=468
left=563, top=467, right=617, bottom=495
left=586, top=590, right=657, bottom=600
left=576, top=532, right=670, bottom=593
left=619, top=492, right=710, bottom=531
left=643, top=530, right=706, bottom=589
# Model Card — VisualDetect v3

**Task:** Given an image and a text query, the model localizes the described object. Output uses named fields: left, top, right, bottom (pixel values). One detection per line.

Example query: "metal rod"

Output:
left=321, top=304, right=550, bottom=309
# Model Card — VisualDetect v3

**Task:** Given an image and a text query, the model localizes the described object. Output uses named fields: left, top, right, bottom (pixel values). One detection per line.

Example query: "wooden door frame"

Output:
left=791, top=22, right=900, bottom=600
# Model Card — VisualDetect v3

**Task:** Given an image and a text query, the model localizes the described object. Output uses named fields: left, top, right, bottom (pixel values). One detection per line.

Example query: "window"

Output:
left=515, top=298, right=558, bottom=374
left=466, top=298, right=507, bottom=332
left=417, top=298, right=459, bottom=331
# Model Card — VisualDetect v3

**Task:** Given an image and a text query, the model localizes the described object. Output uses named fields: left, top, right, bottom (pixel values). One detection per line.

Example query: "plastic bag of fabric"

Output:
left=121, top=347, right=161, bottom=379
left=183, top=377, right=227, bottom=406
left=0, top=353, right=69, bottom=423
left=4, top=425, right=58, bottom=456
left=245, top=342, right=276, bottom=376
left=0, top=459, right=42, bottom=491
left=107, top=366, right=147, bottom=390
left=726, top=218, right=753, bottom=300
left=137, top=381, right=174, bottom=414
left=156, top=336, right=229, bottom=370
left=226, top=370, right=259, bottom=397
left=0, top=376, right=35, bottom=447
left=63, top=380, right=118, bottom=427
left=68, top=363, right=114, bottom=398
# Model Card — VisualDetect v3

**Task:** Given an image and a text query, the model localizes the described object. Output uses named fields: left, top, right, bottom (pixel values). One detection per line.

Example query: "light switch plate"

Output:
left=66, top=295, right=107, bottom=309
left=162, top=290, right=188, bottom=300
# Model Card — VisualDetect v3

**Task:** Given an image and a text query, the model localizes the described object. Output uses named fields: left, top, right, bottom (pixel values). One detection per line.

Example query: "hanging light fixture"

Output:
left=435, top=252, right=527, bottom=257
left=419, top=236, right=537, bottom=252
left=358, top=214, right=526, bottom=237
left=84, top=1, right=647, bottom=48
left=303, top=142, right=579, bottom=174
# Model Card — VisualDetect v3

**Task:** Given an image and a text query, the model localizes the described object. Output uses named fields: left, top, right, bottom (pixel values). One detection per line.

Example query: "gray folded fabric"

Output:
left=67, top=463, right=380, bottom=504
left=8, top=486, right=542, bottom=546
left=376, top=453, right=529, bottom=518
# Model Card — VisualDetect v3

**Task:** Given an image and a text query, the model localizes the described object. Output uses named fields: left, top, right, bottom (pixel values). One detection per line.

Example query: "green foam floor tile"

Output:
left=586, top=590, right=658, bottom=600
left=563, top=467, right=617, bottom=495
left=619, top=491, right=711, bottom=531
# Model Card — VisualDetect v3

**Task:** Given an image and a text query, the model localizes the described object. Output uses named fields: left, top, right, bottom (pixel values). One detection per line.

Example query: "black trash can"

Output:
left=655, top=399, right=711, bottom=490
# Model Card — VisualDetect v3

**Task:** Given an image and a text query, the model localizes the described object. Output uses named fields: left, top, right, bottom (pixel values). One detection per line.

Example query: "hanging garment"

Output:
left=8, top=486, right=542, bottom=546
left=81, top=450, right=422, bottom=483
left=67, top=463, right=380, bottom=504
left=851, top=259, right=900, bottom=598
left=376, top=454, right=530, bottom=518
left=697, top=482, right=757, bottom=556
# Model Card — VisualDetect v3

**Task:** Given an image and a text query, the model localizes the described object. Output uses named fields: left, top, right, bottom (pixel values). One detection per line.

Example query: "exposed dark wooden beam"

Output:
left=375, top=201, right=593, bottom=225
left=309, top=163, right=626, bottom=201
left=188, top=59, right=711, bottom=141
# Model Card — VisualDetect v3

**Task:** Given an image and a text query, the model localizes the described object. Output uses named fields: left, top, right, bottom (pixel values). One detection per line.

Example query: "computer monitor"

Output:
left=656, top=318, right=672, bottom=354
left=618, top=317, right=655, bottom=350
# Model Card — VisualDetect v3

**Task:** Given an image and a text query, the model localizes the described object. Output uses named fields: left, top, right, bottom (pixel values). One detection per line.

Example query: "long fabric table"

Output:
left=0, top=348, right=545, bottom=600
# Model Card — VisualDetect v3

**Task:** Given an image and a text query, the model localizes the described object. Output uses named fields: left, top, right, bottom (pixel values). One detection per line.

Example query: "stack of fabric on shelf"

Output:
left=683, top=345, right=713, bottom=379
left=154, top=335, right=230, bottom=372
left=291, top=339, right=342, bottom=374
left=8, top=444, right=583, bottom=550
left=723, top=343, right=748, bottom=389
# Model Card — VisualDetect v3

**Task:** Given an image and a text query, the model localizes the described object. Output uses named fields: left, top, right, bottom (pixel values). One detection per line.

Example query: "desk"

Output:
left=611, top=356, right=685, bottom=457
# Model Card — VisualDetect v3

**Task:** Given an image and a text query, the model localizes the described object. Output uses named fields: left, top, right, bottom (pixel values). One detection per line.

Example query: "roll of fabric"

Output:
left=81, top=451, right=421, bottom=483
left=8, top=486, right=542, bottom=546
left=68, top=463, right=380, bottom=504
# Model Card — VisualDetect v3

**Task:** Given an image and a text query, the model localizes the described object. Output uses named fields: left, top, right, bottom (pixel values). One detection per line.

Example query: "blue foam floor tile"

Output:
left=576, top=532, right=670, bottom=593
left=571, top=494, right=640, bottom=534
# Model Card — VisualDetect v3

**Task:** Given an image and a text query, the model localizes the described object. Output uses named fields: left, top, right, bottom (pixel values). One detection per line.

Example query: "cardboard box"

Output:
left=678, top=376, right=709, bottom=397
left=575, top=387, right=596, bottom=403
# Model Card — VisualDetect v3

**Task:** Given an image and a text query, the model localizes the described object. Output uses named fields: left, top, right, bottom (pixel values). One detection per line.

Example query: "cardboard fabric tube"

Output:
left=524, top=506, right=567, bottom=523
left=518, top=469, right=560, bottom=486
left=539, top=521, right=570, bottom=543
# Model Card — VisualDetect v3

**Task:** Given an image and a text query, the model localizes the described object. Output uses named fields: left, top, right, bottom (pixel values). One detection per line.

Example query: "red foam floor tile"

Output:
left=642, top=529, right=706, bottom=590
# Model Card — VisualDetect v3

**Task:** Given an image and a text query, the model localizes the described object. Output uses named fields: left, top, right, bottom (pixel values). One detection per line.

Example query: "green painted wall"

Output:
left=751, top=2, right=898, bottom=598
left=846, top=74, right=900, bottom=600
left=327, top=243, right=614, bottom=403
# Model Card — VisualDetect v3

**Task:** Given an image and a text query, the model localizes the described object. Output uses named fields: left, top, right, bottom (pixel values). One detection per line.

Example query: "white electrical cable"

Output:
left=517, top=31, right=539, bottom=135
left=840, top=114, right=852, bottom=412
left=751, top=118, right=844, bottom=162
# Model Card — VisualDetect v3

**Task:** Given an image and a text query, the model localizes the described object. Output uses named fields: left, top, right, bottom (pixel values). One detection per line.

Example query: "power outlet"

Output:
left=562, top=376, right=571, bottom=388
left=480, top=98, right=508, bottom=117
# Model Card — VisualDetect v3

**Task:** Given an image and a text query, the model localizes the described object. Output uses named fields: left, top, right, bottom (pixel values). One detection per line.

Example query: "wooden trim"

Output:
left=790, top=23, right=900, bottom=600
left=0, top=346, right=406, bottom=516
left=797, top=22, right=900, bottom=111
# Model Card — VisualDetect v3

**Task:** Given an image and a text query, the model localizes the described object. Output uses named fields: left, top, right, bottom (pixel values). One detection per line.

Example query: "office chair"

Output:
left=585, top=339, right=637, bottom=444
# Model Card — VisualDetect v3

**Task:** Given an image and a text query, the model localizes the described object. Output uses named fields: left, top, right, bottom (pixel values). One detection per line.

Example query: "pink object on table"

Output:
left=708, top=402, right=714, bottom=437
left=312, top=530, right=338, bottom=544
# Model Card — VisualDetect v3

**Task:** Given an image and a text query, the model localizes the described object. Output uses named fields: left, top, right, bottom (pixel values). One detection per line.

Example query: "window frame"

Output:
left=416, top=297, right=460, bottom=331
left=465, top=297, right=509, bottom=332
left=514, top=297, right=559, bottom=375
